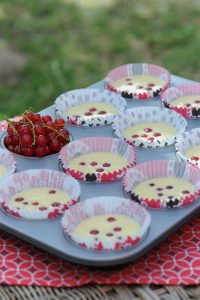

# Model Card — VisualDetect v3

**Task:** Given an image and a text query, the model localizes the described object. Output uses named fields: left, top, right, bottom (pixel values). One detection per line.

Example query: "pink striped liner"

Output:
left=105, top=63, right=171, bottom=100
left=61, top=196, right=151, bottom=251
left=122, top=160, right=200, bottom=209
left=161, top=83, right=200, bottom=118
left=59, top=137, right=136, bottom=183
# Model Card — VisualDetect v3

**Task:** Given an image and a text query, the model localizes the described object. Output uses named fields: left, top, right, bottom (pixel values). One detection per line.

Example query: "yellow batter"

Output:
left=66, top=102, right=117, bottom=118
left=132, top=177, right=194, bottom=202
left=0, top=165, right=7, bottom=177
left=10, top=187, right=70, bottom=211
left=69, top=151, right=128, bottom=173
left=75, top=214, right=141, bottom=240
left=112, top=75, right=164, bottom=93
left=185, top=145, right=200, bottom=161
left=171, top=95, right=200, bottom=108
left=123, top=122, right=176, bottom=142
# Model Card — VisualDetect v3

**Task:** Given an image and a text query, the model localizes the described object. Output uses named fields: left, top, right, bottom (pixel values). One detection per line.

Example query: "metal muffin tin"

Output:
left=0, top=75, right=200, bottom=267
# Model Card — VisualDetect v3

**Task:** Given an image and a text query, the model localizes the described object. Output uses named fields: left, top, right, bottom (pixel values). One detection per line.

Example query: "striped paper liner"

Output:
left=161, top=83, right=200, bottom=118
left=105, top=63, right=170, bottom=100
left=122, top=160, right=200, bottom=208
left=61, top=196, right=151, bottom=251
left=58, top=136, right=136, bottom=183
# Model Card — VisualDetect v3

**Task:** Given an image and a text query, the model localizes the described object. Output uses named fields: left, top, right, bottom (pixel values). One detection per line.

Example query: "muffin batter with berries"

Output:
left=8, top=188, right=70, bottom=214
left=75, top=214, right=140, bottom=241
left=66, top=102, right=117, bottom=119
left=123, top=122, right=176, bottom=143
left=171, top=95, right=200, bottom=109
left=69, top=151, right=128, bottom=175
left=112, top=75, right=164, bottom=98
left=131, top=177, right=194, bottom=207
left=185, top=145, right=200, bottom=163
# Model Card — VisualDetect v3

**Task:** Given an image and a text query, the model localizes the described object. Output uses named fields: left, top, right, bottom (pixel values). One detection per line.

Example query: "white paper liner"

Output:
left=54, top=88, right=126, bottom=127
left=0, top=169, right=81, bottom=220
left=112, top=106, right=187, bottom=148
left=58, top=136, right=136, bottom=182
left=122, top=160, right=200, bottom=208
left=104, top=63, right=171, bottom=100
left=161, top=84, right=200, bottom=118
left=175, top=128, right=200, bottom=168
left=61, top=196, right=151, bottom=251
left=0, top=148, right=16, bottom=180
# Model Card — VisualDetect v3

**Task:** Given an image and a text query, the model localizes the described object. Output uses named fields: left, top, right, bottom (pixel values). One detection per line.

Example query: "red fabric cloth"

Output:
left=0, top=215, right=199, bottom=286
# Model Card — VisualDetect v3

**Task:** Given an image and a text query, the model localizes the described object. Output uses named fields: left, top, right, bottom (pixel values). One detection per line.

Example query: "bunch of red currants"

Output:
left=4, top=112, right=70, bottom=157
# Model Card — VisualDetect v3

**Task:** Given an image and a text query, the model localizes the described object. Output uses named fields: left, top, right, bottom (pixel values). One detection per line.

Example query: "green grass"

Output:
left=0, top=0, right=200, bottom=117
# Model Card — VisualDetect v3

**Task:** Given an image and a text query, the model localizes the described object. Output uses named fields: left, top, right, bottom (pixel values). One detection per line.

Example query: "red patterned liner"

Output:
left=175, top=128, right=200, bottom=169
left=0, top=169, right=81, bottom=220
left=61, top=196, right=151, bottom=251
left=105, top=63, right=171, bottom=100
left=58, top=137, right=136, bottom=183
left=122, top=160, right=200, bottom=209
left=161, top=84, right=200, bottom=118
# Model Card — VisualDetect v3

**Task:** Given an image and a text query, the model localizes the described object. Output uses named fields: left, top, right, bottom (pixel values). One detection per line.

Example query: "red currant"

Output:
left=49, top=140, right=61, bottom=153
left=21, top=134, right=33, bottom=146
left=23, top=146, right=34, bottom=156
left=42, top=115, right=52, bottom=123
left=34, top=124, right=45, bottom=136
left=4, top=136, right=12, bottom=146
left=55, top=118, right=65, bottom=128
left=35, top=146, right=46, bottom=157
left=36, top=135, right=47, bottom=147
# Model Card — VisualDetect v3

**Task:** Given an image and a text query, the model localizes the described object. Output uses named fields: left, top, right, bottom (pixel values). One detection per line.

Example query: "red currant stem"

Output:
left=21, top=113, right=36, bottom=146
left=6, top=120, right=18, bottom=134
left=43, top=124, right=69, bottom=141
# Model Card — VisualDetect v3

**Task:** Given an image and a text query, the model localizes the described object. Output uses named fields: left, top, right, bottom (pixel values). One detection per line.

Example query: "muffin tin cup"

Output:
left=104, top=63, right=171, bottom=100
left=161, top=84, right=200, bottom=118
left=58, top=136, right=136, bottom=183
left=112, top=106, right=187, bottom=148
left=54, top=88, right=127, bottom=127
left=0, top=148, right=16, bottom=180
left=175, top=128, right=200, bottom=168
left=0, top=131, right=74, bottom=159
left=0, top=169, right=81, bottom=220
left=61, top=196, right=151, bottom=251
left=122, top=160, right=200, bottom=209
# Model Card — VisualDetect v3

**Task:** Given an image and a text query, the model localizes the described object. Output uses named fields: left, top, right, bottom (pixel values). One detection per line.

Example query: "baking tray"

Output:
left=0, top=74, right=200, bottom=267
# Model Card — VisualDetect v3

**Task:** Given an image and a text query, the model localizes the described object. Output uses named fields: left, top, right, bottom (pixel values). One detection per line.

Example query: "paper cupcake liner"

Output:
left=104, top=63, right=171, bottom=100
left=161, top=84, right=200, bottom=118
left=112, top=106, right=187, bottom=148
left=175, top=128, right=200, bottom=168
left=54, top=88, right=126, bottom=127
left=0, top=148, right=16, bottom=180
left=0, top=169, right=80, bottom=220
left=122, top=160, right=200, bottom=209
left=61, top=196, right=151, bottom=251
left=58, top=137, right=136, bottom=183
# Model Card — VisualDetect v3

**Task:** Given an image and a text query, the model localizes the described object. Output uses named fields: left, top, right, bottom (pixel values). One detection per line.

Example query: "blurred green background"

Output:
left=0, top=0, right=200, bottom=118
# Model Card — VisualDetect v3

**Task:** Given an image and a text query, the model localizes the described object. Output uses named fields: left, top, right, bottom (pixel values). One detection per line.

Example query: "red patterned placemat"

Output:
left=0, top=215, right=199, bottom=286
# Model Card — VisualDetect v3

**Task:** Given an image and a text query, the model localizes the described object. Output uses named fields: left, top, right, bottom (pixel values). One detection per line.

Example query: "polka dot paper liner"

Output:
left=161, top=83, right=200, bottom=118
left=112, top=106, right=187, bottom=148
left=175, top=128, right=200, bottom=169
left=61, top=196, right=151, bottom=251
left=104, top=63, right=170, bottom=100
left=0, top=169, right=80, bottom=220
left=58, top=137, right=136, bottom=183
left=54, top=88, right=126, bottom=127
left=122, top=160, right=200, bottom=209
left=0, top=148, right=16, bottom=181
